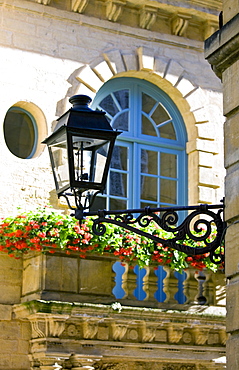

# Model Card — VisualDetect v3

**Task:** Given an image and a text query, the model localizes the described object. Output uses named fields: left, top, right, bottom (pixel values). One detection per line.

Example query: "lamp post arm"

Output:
left=75, top=203, right=225, bottom=264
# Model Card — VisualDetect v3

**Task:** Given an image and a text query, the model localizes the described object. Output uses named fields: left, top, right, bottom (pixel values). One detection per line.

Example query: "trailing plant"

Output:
left=0, top=208, right=224, bottom=273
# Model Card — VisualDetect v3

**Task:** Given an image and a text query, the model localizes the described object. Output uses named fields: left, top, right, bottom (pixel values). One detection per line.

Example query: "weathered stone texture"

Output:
left=205, top=6, right=239, bottom=370
left=0, top=0, right=226, bottom=369
left=223, top=0, right=239, bottom=24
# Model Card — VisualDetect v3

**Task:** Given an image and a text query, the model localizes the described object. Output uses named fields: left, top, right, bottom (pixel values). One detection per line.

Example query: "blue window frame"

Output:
left=92, top=77, right=188, bottom=304
left=92, top=77, right=187, bottom=211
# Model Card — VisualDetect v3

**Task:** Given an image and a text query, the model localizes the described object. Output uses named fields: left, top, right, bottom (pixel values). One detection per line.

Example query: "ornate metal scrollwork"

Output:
left=78, top=203, right=225, bottom=263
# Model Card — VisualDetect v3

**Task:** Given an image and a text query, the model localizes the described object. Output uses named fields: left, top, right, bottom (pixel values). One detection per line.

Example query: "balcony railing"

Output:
left=21, top=251, right=225, bottom=310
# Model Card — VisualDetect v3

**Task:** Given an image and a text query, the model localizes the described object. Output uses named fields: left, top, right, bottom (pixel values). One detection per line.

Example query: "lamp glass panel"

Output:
left=72, top=136, right=109, bottom=185
left=94, top=143, right=109, bottom=183
left=49, top=136, right=69, bottom=191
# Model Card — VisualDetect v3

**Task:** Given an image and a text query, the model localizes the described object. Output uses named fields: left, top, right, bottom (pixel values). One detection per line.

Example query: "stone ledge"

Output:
left=205, top=13, right=239, bottom=78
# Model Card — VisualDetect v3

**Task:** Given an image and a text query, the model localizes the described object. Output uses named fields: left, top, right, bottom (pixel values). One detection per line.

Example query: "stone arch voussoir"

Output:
left=56, top=47, right=223, bottom=206
left=58, top=47, right=211, bottom=139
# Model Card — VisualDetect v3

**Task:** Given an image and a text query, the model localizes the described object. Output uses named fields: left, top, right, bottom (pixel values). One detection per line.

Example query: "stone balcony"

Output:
left=21, top=251, right=226, bottom=310
left=9, top=251, right=226, bottom=369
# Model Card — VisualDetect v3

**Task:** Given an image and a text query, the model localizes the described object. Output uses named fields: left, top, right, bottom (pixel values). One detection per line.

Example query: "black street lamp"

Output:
left=44, top=95, right=226, bottom=264
left=43, top=95, right=121, bottom=212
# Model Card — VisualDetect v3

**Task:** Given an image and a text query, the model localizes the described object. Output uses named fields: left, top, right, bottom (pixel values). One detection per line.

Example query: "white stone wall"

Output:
left=0, top=0, right=225, bottom=217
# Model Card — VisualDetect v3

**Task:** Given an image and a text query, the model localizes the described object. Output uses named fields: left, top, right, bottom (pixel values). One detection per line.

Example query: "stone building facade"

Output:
left=205, top=1, right=239, bottom=369
left=0, top=1, right=226, bottom=369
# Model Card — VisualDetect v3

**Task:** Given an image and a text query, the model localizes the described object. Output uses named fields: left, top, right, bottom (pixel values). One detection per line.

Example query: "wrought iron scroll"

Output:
left=76, top=203, right=226, bottom=264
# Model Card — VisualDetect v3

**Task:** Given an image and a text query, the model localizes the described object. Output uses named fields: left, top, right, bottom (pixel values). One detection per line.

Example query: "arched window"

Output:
left=92, top=77, right=187, bottom=211
left=92, top=77, right=188, bottom=304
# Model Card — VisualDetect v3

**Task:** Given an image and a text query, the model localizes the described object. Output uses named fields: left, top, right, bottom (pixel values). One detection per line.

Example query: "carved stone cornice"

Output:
left=205, top=13, right=239, bottom=79
left=13, top=300, right=227, bottom=350
left=22, top=0, right=220, bottom=42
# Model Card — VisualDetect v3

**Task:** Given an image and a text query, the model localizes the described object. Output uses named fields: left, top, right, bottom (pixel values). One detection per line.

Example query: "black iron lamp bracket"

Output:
left=75, top=202, right=226, bottom=265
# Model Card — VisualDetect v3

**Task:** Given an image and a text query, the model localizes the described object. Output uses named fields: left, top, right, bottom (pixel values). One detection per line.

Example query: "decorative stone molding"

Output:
left=82, top=319, right=99, bottom=339
left=29, top=0, right=220, bottom=42
left=141, top=324, right=157, bottom=342
left=167, top=325, right=184, bottom=344
left=171, top=13, right=191, bottom=37
left=139, top=5, right=157, bottom=30
left=106, top=0, right=126, bottom=22
left=14, top=300, right=226, bottom=347
left=14, top=300, right=226, bottom=370
left=25, top=313, right=69, bottom=339
left=193, top=327, right=210, bottom=345
left=111, top=322, right=128, bottom=340
left=71, top=0, right=89, bottom=13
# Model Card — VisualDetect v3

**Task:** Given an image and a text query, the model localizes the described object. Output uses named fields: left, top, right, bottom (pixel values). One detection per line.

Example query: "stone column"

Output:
left=205, top=11, right=239, bottom=370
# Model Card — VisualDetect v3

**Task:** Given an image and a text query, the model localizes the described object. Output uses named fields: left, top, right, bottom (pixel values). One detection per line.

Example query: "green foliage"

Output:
left=0, top=208, right=224, bottom=273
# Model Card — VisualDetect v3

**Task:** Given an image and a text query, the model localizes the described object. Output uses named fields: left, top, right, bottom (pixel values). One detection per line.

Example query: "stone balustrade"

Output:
left=21, top=251, right=226, bottom=310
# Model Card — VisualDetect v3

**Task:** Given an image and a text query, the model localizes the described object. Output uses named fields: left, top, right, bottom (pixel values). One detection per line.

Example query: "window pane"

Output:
left=110, top=198, right=127, bottom=210
left=114, top=89, right=129, bottom=109
left=152, top=103, right=171, bottom=124
left=100, top=94, right=119, bottom=116
left=160, top=153, right=177, bottom=178
left=141, top=175, right=157, bottom=202
left=4, top=108, right=36, bottom=159
left=160, top=179, right=177, bottom=204
left=141, top=149, right=157, bottom=174
left=142, top=93, right=156, bottom=114
left=142, top=115, right=157, bottom=136
left=111, top=146, right=128, bottom=171
left=110, top=172, right=127, bottom=197
left=113, top=111, right=129, bottom=131
left=91, top=196, right=106, bottom=211
left=159, top=122, right=176, bottom=140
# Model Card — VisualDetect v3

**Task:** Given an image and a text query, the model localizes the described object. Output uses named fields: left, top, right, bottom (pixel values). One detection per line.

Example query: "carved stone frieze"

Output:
left=111, top=322, right=128, bottom=340
left=167, top=325, right=184, bottom=344
left=141, top=324, right=157, bottom=342
left=29, top=314, right=69, bottom=339
left=193, top=327, right=210, bottom=345
left=82, top=319, right=98, bottom=339
left=31, top=0, right=219, bottom=42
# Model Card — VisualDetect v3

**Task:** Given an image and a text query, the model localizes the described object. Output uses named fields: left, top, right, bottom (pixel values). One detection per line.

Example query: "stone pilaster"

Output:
left=205, top=12, right=239, bottom=370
